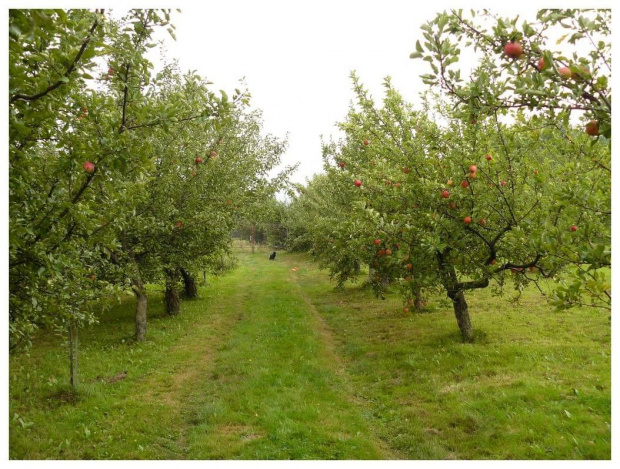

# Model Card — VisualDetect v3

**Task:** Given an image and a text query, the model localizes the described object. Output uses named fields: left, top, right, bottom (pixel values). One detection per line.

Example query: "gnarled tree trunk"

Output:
left=164, top=267, right=181, bottom=315
left=447, top=288, right=474, bottom=342
left=180, top=267, right=198, bottom=299
left=132, top=279, right=148, bottom=342
left=412, top=284, right=424, bottom=311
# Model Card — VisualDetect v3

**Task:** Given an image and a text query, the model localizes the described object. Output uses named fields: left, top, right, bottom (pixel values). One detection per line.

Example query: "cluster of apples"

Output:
left=505, top=41, right=599, bottom=137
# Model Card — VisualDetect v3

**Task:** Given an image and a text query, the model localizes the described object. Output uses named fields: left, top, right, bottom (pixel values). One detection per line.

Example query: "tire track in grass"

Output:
left=182, top=250, right=396, bottom=459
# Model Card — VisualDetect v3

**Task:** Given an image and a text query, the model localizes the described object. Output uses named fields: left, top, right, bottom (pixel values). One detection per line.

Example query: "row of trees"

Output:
left=9, top=8, right=292, bottom=370
left=281, top=9, right=611, bottom=341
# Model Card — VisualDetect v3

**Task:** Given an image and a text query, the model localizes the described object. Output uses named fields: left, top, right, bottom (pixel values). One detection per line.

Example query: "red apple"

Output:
left=486, top=154, right=492, bottom=161
left=464, top=216, right=472, bottom=224
left=403, top=167, right=411, bottom=174
left=211, top=150, right=218, bottom=158
left=394, top=182, right=401, bottom=188
left=385, top=249, right=392, bottom=256
left=354, top=179, right=362, bottom=187
left=385, top=180, right=391, bottom=186
left=108, top=67, right=114, bottom=75
left=490, top=259, right=497, bottom=265
left=504, top=41, right=523, bottom=59
left=585, top=120, right=599, bottom=136
left=374, top=239, right=381, bottom=246
left=378, top=249, right=386, bottom=256
left=339, top=161, right=345, bottom=168
left=479, top=218, right=486, bottom=226
left=405, top=275, right=412, bottom=282
left=441, top=190, right=450, bottom=198
left=469, top=165, right=477, bottom=173
left=449, top=202, right=456, bottom=210
left=533, top=170, right=539, bottom=175
left=558, top=66, right=572, bottom=79
left=176, top=221, right=183, bottom=227
left=363, top=140, right=369, bottom=146
left=403, top=307, right=410, bottom=313
left=461, top=180, right=469, bottom=188
left=447, top=180, right=454, bottom=186
left=406, top=263, right=413, bottom=270
left=570, top=225, right=578, bottom=232
left=195, top=157, right=203, bottom=164
left=469, top=171, right=477, bottom=179
left=82, top=161, right=95, bottom=173
left=500, top=180, right=507, bottom=186
left=537, top=57, right=546, bottom=71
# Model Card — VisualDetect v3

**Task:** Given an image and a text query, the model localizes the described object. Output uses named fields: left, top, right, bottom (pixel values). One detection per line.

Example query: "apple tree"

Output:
left=409, top=8, right=611, bottom=313
left=299, top=73, right=609, bottom=341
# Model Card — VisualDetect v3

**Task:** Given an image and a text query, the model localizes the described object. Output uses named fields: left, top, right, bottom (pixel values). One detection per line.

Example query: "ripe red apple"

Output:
left=585, top=120, right=599, bottom=136
left=469, top=165, right=477, bottom=173
left=406, top=263, right=413, bottom=270
left=405, top=275, right=412, bottom=282
left=363, top=140, right=369, bottom=146
left=83, top=161, right=95, bottom=173
left=211, top=150, right=218, bottom=158
left=486, top=154, right=492, bottom=161
left=533, top=170, right=539, bottom=175
left=469, top=172, right=477, bottom=179
left=176, top=221, right=183, bottom=227
left=108, top=67, right=114, bottom=75
left=385, top=249, right=392, bottom=256
left=403, top=167, right=411, bottom=174
left=195, top=157, right=203, bottom=164
left=479, top=218, right=486, bottom=226
left=394, top=183, right=401, bottom=188
left=374, top=239, right=381, bottom=246
left=461, top=180, right=469, bottom=189
left=500, top=180, right=507, bottom=186
left=537, top=57, right=545, bottom=71
left=354, top=179, right=362, bottom=187
left=464, top=216, right=472, bottom=224
left=570, top=225, right=578, bottom=232
left=490, top=259, right=497, bottom=265
left=449, top=202, right=456, bottom=210
left=441, top=190, right=450, bottom=198
left=504, top=41, right=523, bottom=59
left=339, top=161, right=345, bottom=168
left=378, top=249, right=386, bottom=256
left=558, top=66, right=572, bottom=79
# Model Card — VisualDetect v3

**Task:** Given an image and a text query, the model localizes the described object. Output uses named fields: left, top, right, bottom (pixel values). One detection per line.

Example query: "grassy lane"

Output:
left=9, top=248, right=394, bottom=459
left=181, top=250, right=394, bottom=459
left=282, top=252, right=611, bottom=459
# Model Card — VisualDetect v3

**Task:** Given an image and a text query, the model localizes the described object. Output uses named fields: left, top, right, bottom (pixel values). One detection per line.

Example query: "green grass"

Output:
left=9, top=245, right=610, bottom=459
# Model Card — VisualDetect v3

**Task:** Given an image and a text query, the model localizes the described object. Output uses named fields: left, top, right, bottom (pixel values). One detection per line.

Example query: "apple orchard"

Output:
left=9, top=6, right=610, bottom=385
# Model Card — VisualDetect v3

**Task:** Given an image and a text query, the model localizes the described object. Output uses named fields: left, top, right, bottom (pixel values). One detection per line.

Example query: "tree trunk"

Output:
left=69, top=320, right=78, bottom=387
left=354, top=259, right=361, bottom=275
left=437, top=249, right=474, bottom=342
left=251, top=224, right=256, bottom=254
left=448, top=289, right=474, bottom=342
left=368, top=266, right=375, bottom=283
left=132, top=280, right=148, bottom=342
left=180, top=267, right=198, bottom=299
left=164, top=268, right=181, bottom=315
left=412, top=285, right=423, bottom=311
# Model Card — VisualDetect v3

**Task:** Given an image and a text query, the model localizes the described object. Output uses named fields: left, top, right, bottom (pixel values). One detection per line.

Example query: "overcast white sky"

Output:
left=147, top=0, right=441, bottom=184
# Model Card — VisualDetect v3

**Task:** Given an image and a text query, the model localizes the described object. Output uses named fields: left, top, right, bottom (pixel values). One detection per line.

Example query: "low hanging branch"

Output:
left=10, top=11, right=102, bottom=104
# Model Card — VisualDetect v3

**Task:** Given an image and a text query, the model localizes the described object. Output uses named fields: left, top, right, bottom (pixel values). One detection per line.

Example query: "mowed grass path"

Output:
left=10, top=246, right=610, bottom=459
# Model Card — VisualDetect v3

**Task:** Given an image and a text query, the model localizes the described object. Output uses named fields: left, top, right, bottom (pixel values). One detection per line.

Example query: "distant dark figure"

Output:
left=269, top=251, right=276, bottom=260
